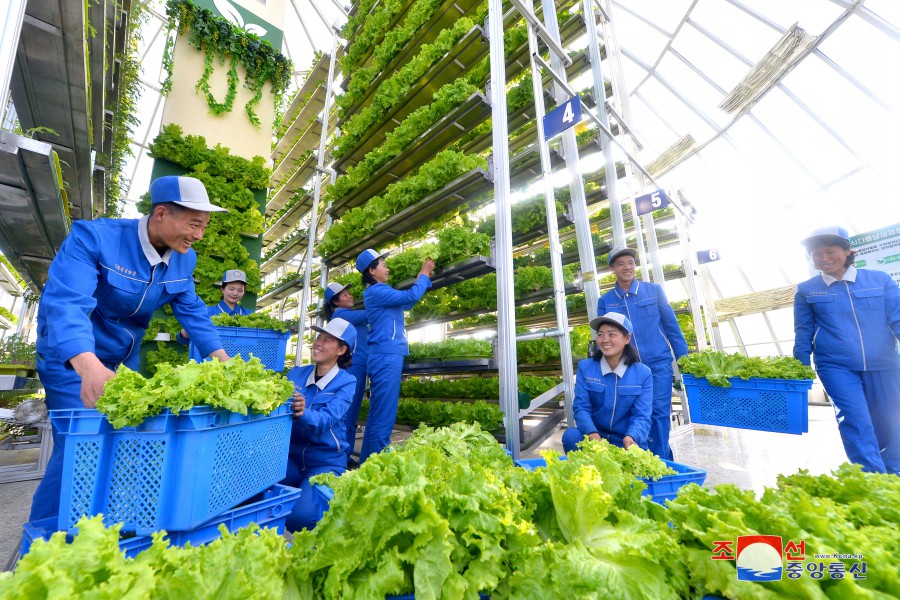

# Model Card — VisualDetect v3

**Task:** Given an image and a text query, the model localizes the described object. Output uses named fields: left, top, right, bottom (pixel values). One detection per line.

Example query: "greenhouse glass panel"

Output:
left=670, top=23, right=748, bottom=91
left=688, top=0, right=782, bottom=62
left=733, top=313, right=775, bottom=346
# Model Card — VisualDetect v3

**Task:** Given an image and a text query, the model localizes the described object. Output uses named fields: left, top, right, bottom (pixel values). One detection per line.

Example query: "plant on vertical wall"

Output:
left=142, top=125, right=266, bottom=304
left=161, top=0, right=292, bottom=126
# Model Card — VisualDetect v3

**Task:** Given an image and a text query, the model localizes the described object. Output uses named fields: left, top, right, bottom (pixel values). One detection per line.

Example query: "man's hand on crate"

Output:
left=622, top=435, right=636, bottom=449
left=291, top=392, right=306, bottom=418
left=70, top=352, right=116, bottom=408
left=588, top=432, right=601, bottom=442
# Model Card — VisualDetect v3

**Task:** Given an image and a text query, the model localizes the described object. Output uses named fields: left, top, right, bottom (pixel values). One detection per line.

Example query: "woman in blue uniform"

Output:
left=283, top=318, right=357, bottom=531
left=178, top=269, right=252, bottom=343
left=323, top=281, right=368, bottom=464
left=355, top=248, right=434, bottom=462
left=597, top=246, right=687, bottom=460
left=562, top=312, right=653, bottom=453
left=793, top=226, right=900, bottom=474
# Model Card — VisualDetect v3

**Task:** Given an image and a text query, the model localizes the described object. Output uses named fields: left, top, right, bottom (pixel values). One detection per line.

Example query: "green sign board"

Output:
left=193, top=0, right=283, bottom=49
left=851, top=223, right=900, bottom=286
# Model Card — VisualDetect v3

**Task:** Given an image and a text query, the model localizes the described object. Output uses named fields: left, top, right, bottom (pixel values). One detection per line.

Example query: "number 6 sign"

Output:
left=543, top=95, right=583, bottom=140
left=697, top=249, right=721, bottom=264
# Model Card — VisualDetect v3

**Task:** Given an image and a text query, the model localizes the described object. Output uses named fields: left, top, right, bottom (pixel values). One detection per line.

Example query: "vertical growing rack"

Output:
left=263, top=0, right=703, bottom=455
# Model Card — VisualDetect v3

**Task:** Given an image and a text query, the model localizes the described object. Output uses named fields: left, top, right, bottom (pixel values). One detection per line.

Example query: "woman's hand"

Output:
left=420, top=258, right=436, bottom=278
left=622, top=435, right=636, bottom=449
left=291, top=391, right=306, bottom=418
left=588, top=432, right=602, bottom=442
left=180, top=329, right=189, bottom=340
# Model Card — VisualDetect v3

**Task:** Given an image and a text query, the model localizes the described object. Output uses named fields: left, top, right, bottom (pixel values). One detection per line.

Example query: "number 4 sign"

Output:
left=543, top=96, right=583, bottom=141
left=635, top=189, right=669, bottom=215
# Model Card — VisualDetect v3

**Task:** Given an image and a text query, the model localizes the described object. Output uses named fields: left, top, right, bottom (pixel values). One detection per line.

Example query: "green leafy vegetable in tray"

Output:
left=678, top=351, right=815, bottom=388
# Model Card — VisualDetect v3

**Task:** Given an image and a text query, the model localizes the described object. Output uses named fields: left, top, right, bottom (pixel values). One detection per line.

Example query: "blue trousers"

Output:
left=29, top=355, right=85, bottom=522
left=646, top=360, right=675, bottom=461
left=281, top=463, right=343, bottom=532
left=817, top=365, right=900, bottom=474
left=359, top=353, right=404, bottom=463
left=342, top=361, right=368, bottom=460
left=562, top=428, right=627, bottom=453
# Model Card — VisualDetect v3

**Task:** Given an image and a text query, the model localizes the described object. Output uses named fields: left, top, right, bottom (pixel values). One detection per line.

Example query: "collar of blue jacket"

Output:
left=614, top=279, right=640, bottom=298
left=821, top=265, right=858, bottom=286
left=599, top=356, right=628, bottom=377
left=306, top=363, right=340, bottom=389
left=137, top=216, right=172, bottom=265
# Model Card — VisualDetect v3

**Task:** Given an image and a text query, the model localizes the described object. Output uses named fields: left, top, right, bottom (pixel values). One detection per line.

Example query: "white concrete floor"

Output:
left=0, top=405, right=847, bottom=569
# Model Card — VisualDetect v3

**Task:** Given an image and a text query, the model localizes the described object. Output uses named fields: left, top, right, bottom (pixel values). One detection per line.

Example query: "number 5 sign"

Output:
left=635, top=189, right=669, bottom=215
left=543, top=95, right=583, bottom=141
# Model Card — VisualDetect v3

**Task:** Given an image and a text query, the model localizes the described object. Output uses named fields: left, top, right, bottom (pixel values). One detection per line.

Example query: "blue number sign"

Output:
left=635, top=189, right=669, bottom=216
left=697, top=249, right=721, bottom=264
left=543, top=96, right=583, bottom=141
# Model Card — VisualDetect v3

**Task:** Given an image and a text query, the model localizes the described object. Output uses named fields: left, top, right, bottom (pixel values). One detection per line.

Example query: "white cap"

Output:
left=324, top=281, right=350, bottom=304
left=150, top=176, right=228, bottom=213
left=590, top=312, right=634, bottom=334
left=222, top=270, right=247, bottom=284
left=311, top=318, right=357, bottom=352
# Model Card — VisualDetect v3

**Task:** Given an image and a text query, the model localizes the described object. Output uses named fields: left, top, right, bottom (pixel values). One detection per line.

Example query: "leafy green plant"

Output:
left=0, top=334, right=35, bottom=368
left=407, top=338, right=493, bottom=361
left=0, top=255, right=26, bottom=290
left=97, top=356, right=294, bottom=428
left=211, top=312, right=289, bottom=332
left=400, top=375, right=559, bottom=400
left=162, top=0, right=292, bottom=125
left=336, top=18, right=476, bottom=153
left=360, top=397, right=503, bottom=430
left=320, top=151, right=485, bottom=258
left=0, top=307, right=18, bottom=325
left=146, top=125, right=265, bottom=304
left=144, top=341, right=189, bottom=376
left=678, top=351, right=815, bottom=387
left=261, top=271, right=301, bottom=295
left=143, top=316, right=183, bottom=342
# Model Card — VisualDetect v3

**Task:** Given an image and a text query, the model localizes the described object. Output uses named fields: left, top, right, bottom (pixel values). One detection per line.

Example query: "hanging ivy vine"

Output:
left=161, top=0, right=292, bottom=126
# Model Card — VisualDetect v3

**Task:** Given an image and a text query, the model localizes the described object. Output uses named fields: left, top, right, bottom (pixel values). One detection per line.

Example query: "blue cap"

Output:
left=311, top=318, right=357, bottom=353
left=590, top=312, right=633, bottom=334
left=324, top=281, right=350, bottom=304
left=356, top=248, right=389, bottom=273
left=801, top=226, right=850, bottom=251
left=608, top=246, right=637, bottom=266
left=149, top=176, right=227, bottom=212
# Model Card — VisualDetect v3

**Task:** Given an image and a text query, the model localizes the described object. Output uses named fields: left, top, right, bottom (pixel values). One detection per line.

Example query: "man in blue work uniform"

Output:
left=793, top=226, right=900, bottom=474
left=29, top=175, right=231, bottom=522
left=597, top=246, right=688, bottom=460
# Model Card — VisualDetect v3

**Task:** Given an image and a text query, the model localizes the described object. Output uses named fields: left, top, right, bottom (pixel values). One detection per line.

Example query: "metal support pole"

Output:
left=698, top=264, right=724, bottom=350
left=536, top=8, right=600, bottom=324
left=594, top=0, right=667, bottom=286
left=525, top=0, right=575, bottom=427
left=582, top=0, right=625, bottom=248
left=675, top=207, right=707, bottom=352
left=298, top=35, right=338, bottom=361
left=488, top=0, right=520, bottom=458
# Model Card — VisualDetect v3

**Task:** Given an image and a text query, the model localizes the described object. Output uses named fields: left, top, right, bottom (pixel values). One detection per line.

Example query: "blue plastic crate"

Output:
left=20, top=484, right=302, bottom=558
left=514, top=456, right=706, bottom=505
left=189, top=326, right=290, bottom=372
left=52, top=403, right=293, bottom=535
left=682, top=374, right=812, bottom=435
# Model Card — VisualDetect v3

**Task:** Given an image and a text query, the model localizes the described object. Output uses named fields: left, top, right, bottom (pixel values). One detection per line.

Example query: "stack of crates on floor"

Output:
left=20, top=402, right=298, bottom=557
left=189, top=327, right=290, bottom=371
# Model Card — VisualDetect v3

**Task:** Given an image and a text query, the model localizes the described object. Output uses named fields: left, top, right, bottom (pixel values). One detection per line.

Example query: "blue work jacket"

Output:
left=287, top=364, right=356, bottom=469
left=208, top=301, right=252, bottom=317
left=363, top=275, right=431, bottom=355
left=573, top=357, right=653, bottom=447
left=793, top=267, right=900, bottom=371
left=332, top=307, right=369, bottom=367
left=36, top=217, right=222, bottom=370
left=598, top=280, right=688, bottom=366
